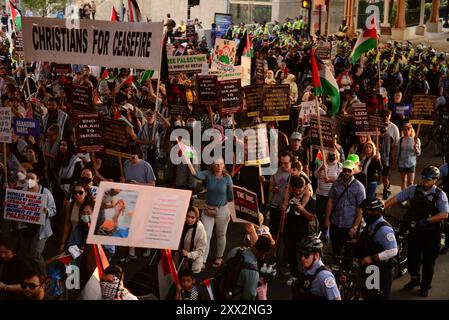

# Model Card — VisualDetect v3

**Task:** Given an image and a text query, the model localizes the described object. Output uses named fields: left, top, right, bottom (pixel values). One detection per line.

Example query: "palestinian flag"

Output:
left=100, top=69, right=109, bottom=81
left=127, top=0, right=142, bottom=22
left=350, top=14, right=377, bottom=64
left=157, top=249, right=179, bottom=300
left=9, top=1, right=21, bottom=31
left=110, top=5, right=119, bottom=22
left=123, top=73, right=134, bottom=85
left=242, top=32, right=253, bottom=58
left=77, top=245, right=110, bottom=300
left=140, top=70, right=154, bottom=85
left=202, top=278, right=215, bottom=300
left=311, top=49, right=340, bottom=115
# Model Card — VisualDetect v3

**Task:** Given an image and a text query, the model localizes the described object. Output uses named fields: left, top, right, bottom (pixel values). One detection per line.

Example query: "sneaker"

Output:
left=403, top=278, right=420, bottom=290
left=120, top=255, right=137, bottom=263
left=420, top=288, right=429, bottom=297
left=286, top=277, right=298, bottom=286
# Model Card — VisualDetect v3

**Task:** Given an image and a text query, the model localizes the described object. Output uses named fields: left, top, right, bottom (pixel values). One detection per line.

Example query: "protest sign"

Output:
left=67, top=85, right=93, bottom=113
left=168, top=54, right=207, bottom=74
left=244, top=124, right=270, bottom=166
left=74, top=112, right=105, bottom=153
left=218, top=79, right=243, bottom=114
left=4, top=189, right=47, bottom=225
left=244, top=85, right=264, bottom=117
left=262, top=85, right=290, bottom=121
left=0, top=107, right=12, bottom=143
left=331, top=41, right=337, bottom=59
left=197, top=75, right=218, bottom=106
left=214, top=13, right=232, bottom=39
left=167, top=83, right=190, bottom=116
left=13, top=32, right=23, bottom=55
left=211, top=39, right=237, bottom=72
left=299, top=101, right=318, bottom=125
left=54, top=64, right=72, bottom=75
left=22, top=17, right=163, bottom=70
left=353, top=102, right=371, bottom=136
left=13, top=118, right=40, bottom=137
left=255, top=59, right=265, bottom=84
left=241, top=55, right=252, bottom=87
left=316, top=40, right=331, bottom=60
left=310, top=115, right=334, bottom=151
left=87, top=182, right=192, bottom=249
left=229, top=186, right=260, bottom=226
left=102, top=118, right=131, bottom=158
left=410, top=95, right=436, bottom=125
left=186, top=20, right=196, bottom=40
left=393, top=104, right=411, bottom=118
left=210, top=65, right=242, bottom=81
left=369, top=114, right=384, bottom=132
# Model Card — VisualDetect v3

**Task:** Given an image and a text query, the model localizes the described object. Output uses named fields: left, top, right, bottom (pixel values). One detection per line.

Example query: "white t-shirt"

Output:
left=315, top=162, right=343, bottom=196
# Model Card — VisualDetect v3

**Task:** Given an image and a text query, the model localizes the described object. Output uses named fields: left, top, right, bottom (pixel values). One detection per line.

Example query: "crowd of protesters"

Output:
left=0, top=12, right=448, bottom=301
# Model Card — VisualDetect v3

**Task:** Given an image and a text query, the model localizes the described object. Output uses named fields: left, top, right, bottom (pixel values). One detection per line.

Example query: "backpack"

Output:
left=212, top=248, right=259, bottom=300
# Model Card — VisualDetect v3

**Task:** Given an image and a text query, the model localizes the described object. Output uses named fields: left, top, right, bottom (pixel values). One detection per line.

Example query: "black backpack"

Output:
left=212, top=248, right=259, bottom=300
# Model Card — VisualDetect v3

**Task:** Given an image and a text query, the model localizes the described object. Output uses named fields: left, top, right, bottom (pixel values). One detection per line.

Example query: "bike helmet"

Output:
left=421, top=166, right=440, bottom=180
left=297, top=236, right=323, bottom=255
left=360, top=197, right=384, bottom=212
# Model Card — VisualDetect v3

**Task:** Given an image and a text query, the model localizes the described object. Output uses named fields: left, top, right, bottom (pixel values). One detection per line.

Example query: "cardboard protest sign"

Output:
left=67, top=85, right=93, bottom=113
left=13, top=118, right=40, bottom=137
left=255, top=59, right=265, bottom=84
left=262, top=85, right=290, bottom=121
left=211, top=39, right=237, bottom=72
left=74, top=112, right=105, bottom=153
left=353, top=102, right=371, bottom=136
left=102, top=118, right=131, bottom=158
left=229, top=186, right=260, bottom=226
left=310, top=115, right=334, bottom=151
left=241, top=56, right=252, bottom=87
left=218, top=79, right=243, bottom=114
left=316, top=40, right=331, bottom=60
left=13, top=32, right=23, bottom=55
left=168, top=54, right=207, bottom=74
left=299, top=101, right=317, bottom=125
left=167, top=83, right=190, bottom=116
left=22, top=17, right=163, bottom=70
left=244, top=85, right=264, bottom=117
left=410, top=95, right=436, bottom=125
left=369, top=114, right=384, bottom=132
left=244, top=124, right=270, bottom=166
left=186, top=20, right=196, bottom=40
left=393, top=104, right=411, bottom=117
left=0, top=107, right=12, bottom=143
left=87, top=182, right=192, bottom=249
left=4, top=189, right=47, bottom=225
left=197, top=75, right=218, bottom=106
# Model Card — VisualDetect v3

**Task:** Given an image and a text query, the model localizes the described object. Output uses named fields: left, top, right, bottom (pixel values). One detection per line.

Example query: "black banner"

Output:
left=310, top=115, right=334, bottom=150
left=244, top=85, right=264, bottom=117
left=218, top=79, right=243, bottom=114
left=197, top=75, right=218, bottom=106
left=102, top=118, right=131, bottom=157
left=74, top=112, right=105, bottom=153
left=262, top=84, right=290, bottom=122
left=167, top=83, right=190, bottom=116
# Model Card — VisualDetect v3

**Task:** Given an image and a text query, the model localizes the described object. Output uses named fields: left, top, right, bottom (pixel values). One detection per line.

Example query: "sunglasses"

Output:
left=73, top=190, right=85, bottom=196
left=342, top=168, right=352, bottom=173
left=300, top=252, right=311, bottom=259
left=21, top=282, right=41, bottom=290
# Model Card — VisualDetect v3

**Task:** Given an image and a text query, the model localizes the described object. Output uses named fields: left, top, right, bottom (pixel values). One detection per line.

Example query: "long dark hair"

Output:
left=55, top=139, right=77, bottom=167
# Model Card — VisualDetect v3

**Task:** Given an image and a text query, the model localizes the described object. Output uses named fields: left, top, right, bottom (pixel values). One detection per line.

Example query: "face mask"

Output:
left=327, top=154, right=336, bottom=162
left=80, top=214, right=91, bottom=224
left=100, top=276, right=123, bottom=300
left=80, top=177, right=92, bottom=184
left=28, top=179, right=37, bottom=189
left=17, top=172, right=26, bottom=181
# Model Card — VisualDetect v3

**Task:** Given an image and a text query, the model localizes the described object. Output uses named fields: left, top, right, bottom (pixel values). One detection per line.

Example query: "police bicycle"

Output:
left=422, top=104, right=449, bottom=158
left=383, top=213, right=410, bottom=278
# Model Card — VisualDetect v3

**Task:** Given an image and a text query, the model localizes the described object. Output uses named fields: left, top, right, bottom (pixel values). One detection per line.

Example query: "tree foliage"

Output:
left=23, top=0, right=68, bottom=17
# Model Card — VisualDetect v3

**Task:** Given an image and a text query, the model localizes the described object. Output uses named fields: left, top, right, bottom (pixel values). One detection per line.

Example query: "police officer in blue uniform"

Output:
left=292, top=236, right=341, bottom=300
left=385, top=166, right=449, bottom=297
left=354, top=197, right=398, bottom=300
left=438, top=156, right=449, bottom=254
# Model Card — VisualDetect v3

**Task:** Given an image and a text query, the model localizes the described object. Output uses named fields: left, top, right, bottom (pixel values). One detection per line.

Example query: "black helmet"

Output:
left=297, top=236, right=323, bottom=255
left=421, top=166, right=440, bottom=180
left=360, top=197, right=384, bottom=212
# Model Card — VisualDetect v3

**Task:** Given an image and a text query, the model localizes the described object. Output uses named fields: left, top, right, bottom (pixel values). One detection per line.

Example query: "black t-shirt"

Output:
left=284, top=146, right=309, bottom=167
left=266, top=57, right=278, bottom=72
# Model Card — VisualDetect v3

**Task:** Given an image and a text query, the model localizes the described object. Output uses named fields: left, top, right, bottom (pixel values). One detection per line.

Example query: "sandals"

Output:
left=212, top=257, right=223, bottom=268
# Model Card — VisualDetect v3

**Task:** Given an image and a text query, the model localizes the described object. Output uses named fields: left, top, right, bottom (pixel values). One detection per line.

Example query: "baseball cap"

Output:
left=291, top=132, right=302, bottom=140
left=347, top=153, right=360, bottom=164
left=342, top=160, right=355, bottom=171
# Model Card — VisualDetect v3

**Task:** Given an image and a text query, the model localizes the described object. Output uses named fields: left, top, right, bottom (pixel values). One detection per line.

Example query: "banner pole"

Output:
left=258, top=164, right=265, bottom=205
left=3, top=143, right=8, bottom=186
left=152, top=27, right=166, bottom=142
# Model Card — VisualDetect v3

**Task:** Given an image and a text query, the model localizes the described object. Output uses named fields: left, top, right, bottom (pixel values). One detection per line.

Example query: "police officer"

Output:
left=355, top=197, right=398, bottom=300
left=438, top=155, right=449, bottom=254
left=385, top=166, right=449, bottom=297
left=292, top=236, right=341, bottom=300
left=338, top=20, right=348, bottom=38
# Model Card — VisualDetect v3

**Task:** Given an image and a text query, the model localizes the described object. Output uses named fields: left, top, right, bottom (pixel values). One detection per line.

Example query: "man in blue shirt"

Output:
left=439, top=157, right=449, bottom=254
left=324, top=160, right=366, bottom=257
left=122, top=154, right=156, bottom=186
left=385, top=166, right=449, bottom=297
left=292, top=236, right=341, bottom=300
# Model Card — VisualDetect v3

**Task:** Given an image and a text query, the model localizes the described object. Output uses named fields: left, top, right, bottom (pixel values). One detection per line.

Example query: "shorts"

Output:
left=399, top=166, right=415, bottom=173
left=382, top=165, right=390, bottom=176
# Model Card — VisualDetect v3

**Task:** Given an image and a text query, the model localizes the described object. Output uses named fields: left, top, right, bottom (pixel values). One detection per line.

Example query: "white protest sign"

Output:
left=22, top=17, right=163, bottom=70
left=168, top=54, right=207, bottom=74
left=87, top=182, right=191, bottom=249
left=210, top=65, right=242, bottom=81
left=211, top=38, right=237, bottom=72
left=0, top=107, right=12, bottom=143
left=4, top=189, right=47, bottom=225
left=241, top=56, right=252, bottom=87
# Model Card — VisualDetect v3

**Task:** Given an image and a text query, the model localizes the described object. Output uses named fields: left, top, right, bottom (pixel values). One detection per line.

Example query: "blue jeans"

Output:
left=367, top=181, right=378, bottom=198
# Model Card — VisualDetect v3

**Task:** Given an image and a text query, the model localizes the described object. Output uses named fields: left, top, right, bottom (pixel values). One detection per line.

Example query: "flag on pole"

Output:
left=157, top=249, right=179, bottom=300
left=202, top=278, right=215, bottom=300
left=127, top=0, right=142, bottom=22
left=350, top=14, right=378, bottom=64
left=242, top=32, right=254, bottom=58
left=140, top=70, right=154, bottom=85
left=9, top=1, right=21, bottom=31
left=100, top=69, right=109, bottom=81
left=311, top=48, right=340, bottom=115
left=110, top=5, right=120, bottom=22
